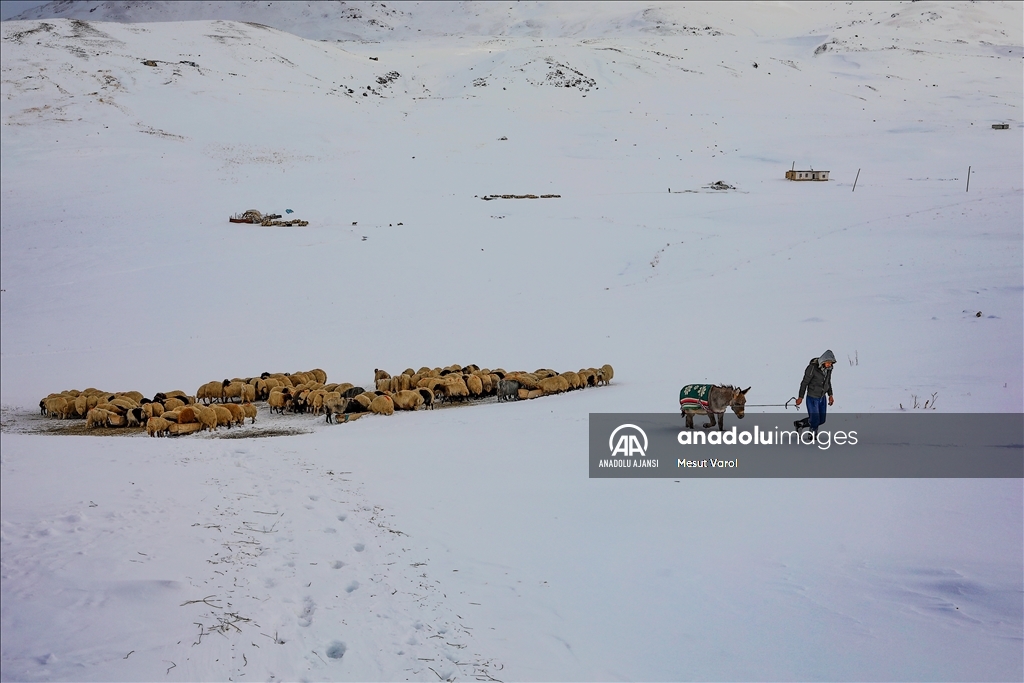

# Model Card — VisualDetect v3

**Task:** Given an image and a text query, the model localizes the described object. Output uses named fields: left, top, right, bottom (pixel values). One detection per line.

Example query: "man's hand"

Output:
left=828, top=395, right=834, bottom=406
left=795, top=398, right=802, bottom=407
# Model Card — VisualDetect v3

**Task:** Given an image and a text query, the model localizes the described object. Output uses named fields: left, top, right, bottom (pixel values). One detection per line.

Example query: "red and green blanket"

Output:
left=679, top=384, right=712, bottom=411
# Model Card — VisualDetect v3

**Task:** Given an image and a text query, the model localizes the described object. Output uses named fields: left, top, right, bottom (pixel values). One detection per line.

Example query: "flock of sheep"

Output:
left=36, top=363, right=614, bottom=437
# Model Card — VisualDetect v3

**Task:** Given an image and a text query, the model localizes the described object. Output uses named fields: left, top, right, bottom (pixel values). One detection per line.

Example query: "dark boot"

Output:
left=794, top=418, right=810, bottom=432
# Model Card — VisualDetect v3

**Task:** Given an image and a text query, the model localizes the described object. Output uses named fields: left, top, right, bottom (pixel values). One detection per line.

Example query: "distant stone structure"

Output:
left=785, top=169, right=829, bottom=181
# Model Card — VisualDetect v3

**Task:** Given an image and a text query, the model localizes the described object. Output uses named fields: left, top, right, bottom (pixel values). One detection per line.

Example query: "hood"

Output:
left=819, top=350, right=837, bottom=368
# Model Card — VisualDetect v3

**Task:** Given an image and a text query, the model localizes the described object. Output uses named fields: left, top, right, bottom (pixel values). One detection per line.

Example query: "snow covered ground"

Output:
left=1, top=2, right=1022, bottom=680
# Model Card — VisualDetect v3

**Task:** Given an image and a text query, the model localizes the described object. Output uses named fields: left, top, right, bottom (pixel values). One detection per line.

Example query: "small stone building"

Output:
left=785, top=170, right=830, bottom=181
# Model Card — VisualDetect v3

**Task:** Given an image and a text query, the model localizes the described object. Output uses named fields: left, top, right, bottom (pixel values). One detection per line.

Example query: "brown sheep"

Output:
left=351, top=393, right=374, bottom=412
left=142, top=402, right=164, bottom=419
left=86, top=408, right=110, bottom=428
left=268, top=388, right=292, bottom=414
left=241, top=403, right=257, bottom=424
left=194, top=405, right=218, bottom=432
left=146, top=416, right=172, bottom=437
left=392, top=390, right=424, bottom=411
left=211, top=405, right=234, bottom=428
left=118, top=391, right=145, bottom=404
left=177, top=406, right=199, bottom=424
left=197, top=381, right=222, bottom=404
left=222, top=381, right=246, bottom=403
left=374, top=368, right=391, bottom=381
left=538, top=376, right=565, bottom=395
left=310, top=368, right=327, bottom=384
left=163, top=397, right=186, bottom=411
left=466, top=374, right=484, bottom=398
left=43, top=396, right=71, bottom=419
left=219, top=403, right=245, bottom=426
left=599, top=364, right=615, bottom=386
left=369, top=394, right=395, bottom=416
left=110, top=397, right=139, bottom=411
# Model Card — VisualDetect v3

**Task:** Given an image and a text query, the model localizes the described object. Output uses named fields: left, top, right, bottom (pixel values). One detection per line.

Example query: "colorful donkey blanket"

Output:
left=679, top=384, right=713, bottom=412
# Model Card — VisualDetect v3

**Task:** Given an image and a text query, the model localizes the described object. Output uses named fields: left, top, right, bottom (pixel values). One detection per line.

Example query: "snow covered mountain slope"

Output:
left=1, top=2, right=1022, bottom=681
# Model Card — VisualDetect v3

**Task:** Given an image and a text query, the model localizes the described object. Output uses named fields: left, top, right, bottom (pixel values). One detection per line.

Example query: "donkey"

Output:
left=679, top=384, right=750, bottom=431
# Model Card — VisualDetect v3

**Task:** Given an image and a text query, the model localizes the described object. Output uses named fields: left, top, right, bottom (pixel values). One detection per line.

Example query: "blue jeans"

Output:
left=806, top=395, right=828, bottom=431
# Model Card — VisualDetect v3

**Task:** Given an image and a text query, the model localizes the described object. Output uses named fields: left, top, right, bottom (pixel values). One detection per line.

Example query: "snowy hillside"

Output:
left=1, top=1, right=1022, bottom=681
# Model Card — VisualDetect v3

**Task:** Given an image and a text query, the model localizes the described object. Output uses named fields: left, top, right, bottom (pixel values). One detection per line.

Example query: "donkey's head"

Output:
left=730, top=387, right=751, bottom=418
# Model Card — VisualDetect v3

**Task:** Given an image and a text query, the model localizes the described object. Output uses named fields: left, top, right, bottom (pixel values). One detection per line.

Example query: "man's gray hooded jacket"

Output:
left=799, top=349, right=836, bottom=399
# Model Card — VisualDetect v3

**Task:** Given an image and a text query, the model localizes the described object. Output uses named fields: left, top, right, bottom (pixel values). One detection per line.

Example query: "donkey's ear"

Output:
left=741, top=387, right=751, bottom=394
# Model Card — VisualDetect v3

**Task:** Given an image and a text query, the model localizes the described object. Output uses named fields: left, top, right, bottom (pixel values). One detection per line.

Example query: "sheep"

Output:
left=268, top=388, right=293, bottom=414
left=392, top=390, right=424, bottom=411
left=374, top=369, right=391, bottom=381
left=242, top=402, right=258, bottom=424
left=86, top=408, right=111, bottom=428
left=161, top=409, right=182, bottom=423
left=369, top=394, right=395, bottom=416
left=308, top=390, right=328, bottom=416
left=199, top=381, right=223, bottom=404
left=146, top=416, right=172, bottom=437
left=106, top=413, right=128, bottom=428
left=194, top=405, right=218, bottom=432
left=219, top=403, right=245, bottom=426
left=310, top=368, right=327, bottom=384
left=240, top=383, right=256, bottom=403
left=466, top=374, right=484, bottom=398
left=211, top=405, right=234, bottom=428
left=126, top=407, right=146, bottom=428
left=599, top=364, right=614, bottom=386
left=118, top=391, right=145, bottom=404
left=177, top=406, right=199, bottom=424
left=142, top=402, right=164, bottom=419
left=538, top=376, right=565, bottom=395
left=497, top=379, right=521, bottom=401
left=43, top=396, right=71, bottom=419
left=74, top=394, right=90, bottom=418
left=163, top=397, right=186, bottom=411
left=109, top=397, right=139, bottom=411
left=221, top=380, right=246, bottom=403
left=341, top=385, right=364, bottom=399
left=324, top=396, right=350, bottom=423
left=415, top=387, right=432, bottom=409
left=350, top=393, right=375, bottom=412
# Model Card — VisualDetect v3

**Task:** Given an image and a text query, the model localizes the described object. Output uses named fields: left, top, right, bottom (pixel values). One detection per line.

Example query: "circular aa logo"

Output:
left=609, top=424, right=648, bottom=457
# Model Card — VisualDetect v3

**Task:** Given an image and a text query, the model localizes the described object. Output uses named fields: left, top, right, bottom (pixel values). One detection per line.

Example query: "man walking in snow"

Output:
left=794, top=350, right=836, bottom=433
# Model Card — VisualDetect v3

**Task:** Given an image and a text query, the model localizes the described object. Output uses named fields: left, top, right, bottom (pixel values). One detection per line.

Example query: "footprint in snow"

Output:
left=326, top=641, right=346, bottom=659
left=353, top=543, right=365, bottom=552
left=345, top=580, right=359, bottom=593
left=297, top=597, right=316, bottom=627
left=324, top=527, right=336, bottom=534
left=337, top=513, right=347, bottom=521
left=331, top=560, right=344, bottom=569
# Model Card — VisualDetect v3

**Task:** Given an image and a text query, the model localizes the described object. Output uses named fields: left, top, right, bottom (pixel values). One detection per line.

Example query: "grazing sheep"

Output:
left=219, top=403, right=245, bottom=426
left=466, top=374, right=484, bottom=398
left=194, top=405, right=218, bottom=432
left=341, top=385, right=365, bottom=399
left=177, top=406, right=199, bottom=424
left=86, top=408, right=111, bottom=428
left=43, top=396, right=71, bottom=419
left=163, top=397, right=186, bottom=411
left=268, top=388, right=292, bottom=414
left=374, top=369, right=391, bottom=381
left=118, top=391, right=144, bottom=404
left=310, top=368, right=327, bottom=384
left=369, top=394, right=395, bottom=416
left=242, top=403, right=258, bottom=424
left=324, top=397, right=350, bottom=423
left=74, top=394, right=90, bottom=418
left=417, top=387, right=435, bottom=409
left=110, top=397, right=139, bottom=411
left=106, top=413, right=128, bottom=428
left=211, top=405, right=234, bottom=428
left=142, top=402, right=164, bottom=419
left=538, top=376, right=564, bottom=395
left=392, top=390, right=424, bottom=411
left=161, top=409, right=182, bottom=423
left=146, top=416, right=172, bottom=437
left=126, top=407, right=146, bottom=428
left=350, top=393, right=374, bottom=412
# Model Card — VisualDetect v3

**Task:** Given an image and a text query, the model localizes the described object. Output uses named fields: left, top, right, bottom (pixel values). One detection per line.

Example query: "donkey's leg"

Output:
left=703, top=412, right=717, bottom=429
